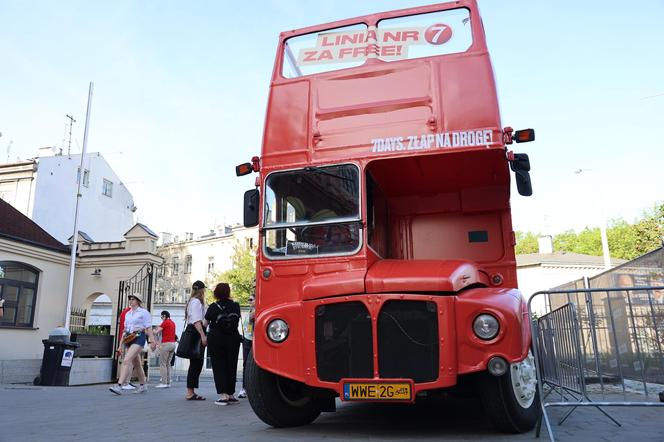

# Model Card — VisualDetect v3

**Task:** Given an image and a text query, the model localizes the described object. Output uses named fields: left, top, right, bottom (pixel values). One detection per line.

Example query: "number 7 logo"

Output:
left=424, top=23, right=453, bottom=45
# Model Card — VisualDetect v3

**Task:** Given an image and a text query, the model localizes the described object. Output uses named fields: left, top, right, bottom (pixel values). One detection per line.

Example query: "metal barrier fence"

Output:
left=529, top=286, right=664, bottom=441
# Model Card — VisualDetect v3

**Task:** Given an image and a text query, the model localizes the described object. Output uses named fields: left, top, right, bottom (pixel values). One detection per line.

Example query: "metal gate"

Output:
left=529, top=286, right=664, bottom=441
left=111, top=263, right=155, bottom=379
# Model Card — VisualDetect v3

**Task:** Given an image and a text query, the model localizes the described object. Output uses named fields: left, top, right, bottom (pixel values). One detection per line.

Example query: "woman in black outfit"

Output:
left=205, top=282, right=242, bottom=406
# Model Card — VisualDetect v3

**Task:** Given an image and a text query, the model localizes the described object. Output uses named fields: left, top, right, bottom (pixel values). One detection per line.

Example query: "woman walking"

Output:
left=205, top=282, right=242, bottom=406
left=184, top=280, right=208, bottom=401
left=109, top=293, right=156, bottom=395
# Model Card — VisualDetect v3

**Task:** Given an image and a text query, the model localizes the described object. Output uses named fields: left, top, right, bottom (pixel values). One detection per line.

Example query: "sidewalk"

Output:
left=0, top=381, right=662, bottom=442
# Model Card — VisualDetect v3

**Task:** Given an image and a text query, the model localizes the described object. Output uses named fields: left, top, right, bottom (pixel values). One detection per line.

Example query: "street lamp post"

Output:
left=574, top=169, right=611, bottom=269
left=64, top=82, right=94, bottom=330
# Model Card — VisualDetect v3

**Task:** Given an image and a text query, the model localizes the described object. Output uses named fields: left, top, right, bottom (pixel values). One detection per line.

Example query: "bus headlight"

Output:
left=267, top=319, right=289, bottom=343
left=473, top=314, right=499, bottom=340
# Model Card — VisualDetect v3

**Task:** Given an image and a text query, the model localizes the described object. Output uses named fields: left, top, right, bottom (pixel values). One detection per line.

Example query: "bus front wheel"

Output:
left=245, top=352, right=322, bottom=427
left=478, top=351, right=540, bottom=433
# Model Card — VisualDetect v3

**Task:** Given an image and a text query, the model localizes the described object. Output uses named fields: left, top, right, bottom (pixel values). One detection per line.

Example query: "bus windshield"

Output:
left=263, top=164, right=361, bottom=258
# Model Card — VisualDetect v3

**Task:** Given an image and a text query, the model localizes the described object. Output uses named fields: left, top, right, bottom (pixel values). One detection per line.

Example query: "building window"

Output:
left=184, top=255, right=192, bottom=274
left=170, top=289, right=177, bottom=303
left=182, top=288, right=191, bottom=304
left=180, top=288, right=191, bottom=303
left=172, top=256, right=180, bottom=274
left=102, top=179, right=113, bottom=197
left=207, top=257, right=214, bottom=274
left=0, top=262, right=39, bottom=328
left=77, top=168, right=90, bottom=187
left=157, top=290, right=165, bottom=303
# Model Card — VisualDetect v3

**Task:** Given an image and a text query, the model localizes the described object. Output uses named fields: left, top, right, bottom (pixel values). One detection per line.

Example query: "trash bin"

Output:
left=36, top=327, right=80, bottom=386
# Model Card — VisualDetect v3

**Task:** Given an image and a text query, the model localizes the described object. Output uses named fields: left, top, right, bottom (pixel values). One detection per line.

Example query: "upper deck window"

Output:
left=263, top=164, right=361, bottom=258
left=376, top=9, right=472, bottom=62
left=283, top=23, right=368, bottom=78
left=281, top=9, right=472, bottom=78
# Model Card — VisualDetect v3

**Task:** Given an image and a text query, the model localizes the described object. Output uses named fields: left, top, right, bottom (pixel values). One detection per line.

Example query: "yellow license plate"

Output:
left=343, top=382, right=411, bottom=401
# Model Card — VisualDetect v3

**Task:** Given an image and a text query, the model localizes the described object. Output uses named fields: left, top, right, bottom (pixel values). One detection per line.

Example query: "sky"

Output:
left=1, top=0, right=662, bottom=237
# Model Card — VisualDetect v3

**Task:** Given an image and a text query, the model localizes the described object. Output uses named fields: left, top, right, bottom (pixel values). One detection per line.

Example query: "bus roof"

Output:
left=261, top=0, right=503, bottom=169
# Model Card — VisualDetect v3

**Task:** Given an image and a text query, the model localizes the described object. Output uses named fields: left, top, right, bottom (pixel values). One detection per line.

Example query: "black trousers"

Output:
left=208, top=331, right=241, bottom=395
left=186, top=357, right=204, bottom=389
left=242, top=338, right=253, bottom=388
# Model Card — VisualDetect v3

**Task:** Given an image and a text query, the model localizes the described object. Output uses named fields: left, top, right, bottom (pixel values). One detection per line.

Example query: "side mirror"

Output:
left=510, top=153, right=530, bottom=172
left=514, top=170, right=533, bottom=196
left=509, top=153, right=532, bottom=196
left=243, top=189, right=259, bottom=227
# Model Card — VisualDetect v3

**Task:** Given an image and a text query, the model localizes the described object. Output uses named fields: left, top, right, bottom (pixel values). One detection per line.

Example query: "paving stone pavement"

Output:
left=0, top=381, right=662, bottom=442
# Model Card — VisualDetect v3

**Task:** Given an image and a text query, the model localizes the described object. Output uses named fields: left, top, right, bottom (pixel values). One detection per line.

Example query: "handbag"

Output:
left=176, top=324, right=203, bottom=359
left=122, top=332, right=137, bottom=345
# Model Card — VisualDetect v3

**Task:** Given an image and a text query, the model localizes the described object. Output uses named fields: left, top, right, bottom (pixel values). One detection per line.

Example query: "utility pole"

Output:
left=65, top=114, right=76, bottom=158
left=64, top=83, right=93, bottom=330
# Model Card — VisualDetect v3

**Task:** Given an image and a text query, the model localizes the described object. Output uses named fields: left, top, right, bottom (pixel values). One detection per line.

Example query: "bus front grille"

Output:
left=315, top=301, right=373, bottom=382
left=377, top=300, right=439, bottom=383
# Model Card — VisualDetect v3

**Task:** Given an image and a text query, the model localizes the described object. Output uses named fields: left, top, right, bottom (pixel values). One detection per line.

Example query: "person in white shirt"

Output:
left=109, top=293, right=156, bottom=395
left=185, top=280, right=208, bottom=400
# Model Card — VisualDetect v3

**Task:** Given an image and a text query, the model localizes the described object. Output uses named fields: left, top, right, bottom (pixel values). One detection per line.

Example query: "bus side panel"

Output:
left=263, top=81, right=310, bottom=167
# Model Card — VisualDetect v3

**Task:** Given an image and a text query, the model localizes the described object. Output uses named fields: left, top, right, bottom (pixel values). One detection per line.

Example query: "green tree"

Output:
left=606, top=219, right=639, bottom=260
left=574, top=227, right=602, bottom=256
left=553, top=230, right=579, bottom=253
left=517, top=202, right=663, bottom=260
left=515, top=231, right=539, bottom=254
left=632, top=203, right=664, bottom=256
left=219, top=243, right=256, bottom=306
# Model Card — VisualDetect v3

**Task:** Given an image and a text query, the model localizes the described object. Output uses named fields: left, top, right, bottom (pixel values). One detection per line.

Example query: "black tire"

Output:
left=33, top=376, right=41, bottom=386
left=245, top=351, right=322, bottom=427
left=478, top=352, right=540, bottom=433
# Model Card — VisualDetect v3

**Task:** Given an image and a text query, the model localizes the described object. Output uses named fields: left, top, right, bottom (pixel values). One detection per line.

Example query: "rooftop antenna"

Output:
left=5, top=140, right=13, bottom=163
left=65, top=114, right=76, bottom=158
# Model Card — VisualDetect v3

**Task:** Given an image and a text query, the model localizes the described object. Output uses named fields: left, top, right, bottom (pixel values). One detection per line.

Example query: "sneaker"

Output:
left=121, top=384, right=136, bottom=390
left=155, top=383, right=170, bottom=389
left=214, top=398, right=229, bottom=406
left=133, top=385, right=148, bottom=394
left=238, top=389, right=247, bottom=398
left=109, top=385, right=123, bottom=395
left=227, top=395, right=239, bottom=404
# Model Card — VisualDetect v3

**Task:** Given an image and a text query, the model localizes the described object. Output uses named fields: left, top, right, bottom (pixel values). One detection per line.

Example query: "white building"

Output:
left=0, top=147, right=136, bottom=243
left=155, top=224, right=257, bottom=304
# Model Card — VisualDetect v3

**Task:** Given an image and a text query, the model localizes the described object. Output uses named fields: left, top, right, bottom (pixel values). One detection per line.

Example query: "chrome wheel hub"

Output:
left=511, top=350, right=537, bottom=408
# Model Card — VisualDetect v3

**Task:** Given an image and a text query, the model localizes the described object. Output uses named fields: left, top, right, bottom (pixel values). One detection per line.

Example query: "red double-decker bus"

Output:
left=237, top=0, right=537, bottom=433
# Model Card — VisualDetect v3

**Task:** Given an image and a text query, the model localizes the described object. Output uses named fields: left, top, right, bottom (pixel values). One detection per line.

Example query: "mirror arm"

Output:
left=502, top=126, right=514, bottom=145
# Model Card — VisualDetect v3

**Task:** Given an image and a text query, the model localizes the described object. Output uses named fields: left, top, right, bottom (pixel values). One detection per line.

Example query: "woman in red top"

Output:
left=154, top=310, right=177, bottom=388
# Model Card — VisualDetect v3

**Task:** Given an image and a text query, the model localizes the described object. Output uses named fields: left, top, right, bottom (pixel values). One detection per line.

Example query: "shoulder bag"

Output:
left=176, top=324, right=203, bottom=359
